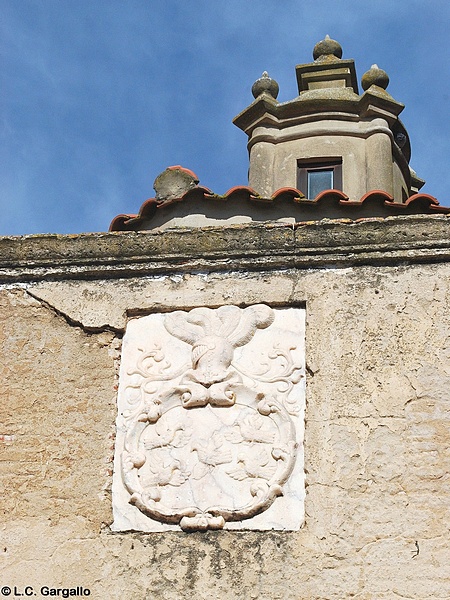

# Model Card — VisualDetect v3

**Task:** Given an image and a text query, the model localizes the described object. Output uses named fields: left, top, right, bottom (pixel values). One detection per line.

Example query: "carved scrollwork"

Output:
left=117, top=304, right=305, bottom=532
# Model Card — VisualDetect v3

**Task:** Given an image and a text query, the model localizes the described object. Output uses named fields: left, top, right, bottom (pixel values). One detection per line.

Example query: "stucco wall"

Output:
left=1, top=216, right=449, bottom=599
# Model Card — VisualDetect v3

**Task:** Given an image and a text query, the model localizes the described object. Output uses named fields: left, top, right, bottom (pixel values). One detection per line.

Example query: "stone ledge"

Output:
left=0, top=215, right=449, bottom=283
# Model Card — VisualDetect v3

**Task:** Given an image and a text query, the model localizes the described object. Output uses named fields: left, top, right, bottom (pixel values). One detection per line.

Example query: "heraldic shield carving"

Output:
left=112, top=304, right=305, bottom=532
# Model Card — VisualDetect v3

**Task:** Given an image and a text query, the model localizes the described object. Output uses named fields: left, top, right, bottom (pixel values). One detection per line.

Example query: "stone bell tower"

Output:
left=234, top=35, right=422, bottom=203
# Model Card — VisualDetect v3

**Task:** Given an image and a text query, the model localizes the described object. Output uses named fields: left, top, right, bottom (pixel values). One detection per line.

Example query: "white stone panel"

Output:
left=112, top=304, right=305, bottom=531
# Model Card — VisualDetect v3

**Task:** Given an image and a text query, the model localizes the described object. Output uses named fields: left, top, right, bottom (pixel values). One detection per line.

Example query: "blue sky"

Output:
left=1, top=0, right=449, bottom=236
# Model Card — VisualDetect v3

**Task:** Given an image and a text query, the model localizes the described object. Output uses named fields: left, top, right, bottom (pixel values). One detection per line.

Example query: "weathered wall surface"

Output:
left=1, top=216, right=449, bottom=599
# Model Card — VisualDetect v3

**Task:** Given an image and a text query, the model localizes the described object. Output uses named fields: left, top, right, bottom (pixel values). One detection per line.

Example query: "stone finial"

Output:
left=153, top=166, right=199, bottom=203
left=361, top=64, right=389, bottom=91
left=313, top=35, right=343, bottom=61
left=251, top=71, right=279, bottom=99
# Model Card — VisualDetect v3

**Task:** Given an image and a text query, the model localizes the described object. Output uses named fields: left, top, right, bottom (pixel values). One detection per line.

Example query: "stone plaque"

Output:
left=112, top=304, right=305, bottom=532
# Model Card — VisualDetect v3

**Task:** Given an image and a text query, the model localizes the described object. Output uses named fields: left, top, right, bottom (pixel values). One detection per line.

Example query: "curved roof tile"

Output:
left=110, top=184, right=449, bottom=231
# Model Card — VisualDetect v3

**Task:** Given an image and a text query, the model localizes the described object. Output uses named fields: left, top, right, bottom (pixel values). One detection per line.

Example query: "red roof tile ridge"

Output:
left=109, top=213, right=139, bottom=231
left=166, top=165, right=199, bottom=181
left=404, top=192, right=439, bottom=206
left=271, top=187, right=306, bottom=201
left=137, top=197, right=158, bottom=216
left=223, top=185, right=260, bottom=198
left=404, top=193, right=450, bottom=213
left=358, top=189, right=393, bottom=203
left=109, top=185, right=450, bottom=231
left=315, top=189, right=349, bottom=202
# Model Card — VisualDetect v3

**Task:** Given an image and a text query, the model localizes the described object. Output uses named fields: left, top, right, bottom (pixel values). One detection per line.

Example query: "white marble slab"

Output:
left=112, top=304, right=305, bottom=532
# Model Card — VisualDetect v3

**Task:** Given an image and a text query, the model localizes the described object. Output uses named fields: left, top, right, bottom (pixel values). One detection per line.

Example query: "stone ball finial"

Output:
left=313, top=35, right=343, bottom=60
left=361, top=64, right=389, bottom=91
left=251, top=71, right=279, bottom=99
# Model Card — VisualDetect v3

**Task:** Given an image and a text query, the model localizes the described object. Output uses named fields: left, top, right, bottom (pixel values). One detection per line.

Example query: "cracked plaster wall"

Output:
left=1, top=247, right=449, bottom=599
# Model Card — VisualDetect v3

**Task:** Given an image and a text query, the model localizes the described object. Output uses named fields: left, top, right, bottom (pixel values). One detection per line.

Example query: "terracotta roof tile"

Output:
left=110, top=183, right=449, bottom=232
left=166, top=165, right=199, bottom=180
left=271, top=187, right=306, bottom=202
left=222, top=186, right=260, bottom=201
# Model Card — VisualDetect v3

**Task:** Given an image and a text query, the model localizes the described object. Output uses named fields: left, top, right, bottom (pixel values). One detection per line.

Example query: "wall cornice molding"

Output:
left=1, top=215, right=449, bottom=284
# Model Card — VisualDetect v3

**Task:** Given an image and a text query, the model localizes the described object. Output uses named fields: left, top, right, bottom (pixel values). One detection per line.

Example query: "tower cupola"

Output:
left=110, top=38, right=448, bottom=232
left=233, top=36, right=418, bottom=203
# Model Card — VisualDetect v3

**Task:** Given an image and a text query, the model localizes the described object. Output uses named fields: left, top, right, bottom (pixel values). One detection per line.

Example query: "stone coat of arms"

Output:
left=112, top=304, right=305, bottom=532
